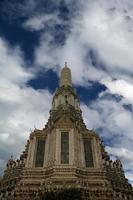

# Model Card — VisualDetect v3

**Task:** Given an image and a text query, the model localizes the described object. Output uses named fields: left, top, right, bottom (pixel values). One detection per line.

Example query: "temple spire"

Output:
left=60, top=62, right=72, bottom=86
left=65, top=61, right=67, bottom=67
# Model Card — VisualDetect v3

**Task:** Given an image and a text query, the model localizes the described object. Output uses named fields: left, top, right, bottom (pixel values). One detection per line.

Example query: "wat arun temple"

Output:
left=0, top=64, right=133, bottom=199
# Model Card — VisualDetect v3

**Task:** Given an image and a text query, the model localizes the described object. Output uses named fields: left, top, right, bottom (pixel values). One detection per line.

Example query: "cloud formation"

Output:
left=23, top=13, right=61, bottom=31
left=101, top=78, right=133, bottom=104
left=25, top=0, right=133, bottom=87
left=0, top=37, right=52, bottom=175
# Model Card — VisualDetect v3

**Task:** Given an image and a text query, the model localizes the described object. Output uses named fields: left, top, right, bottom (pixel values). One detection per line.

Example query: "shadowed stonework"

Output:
left=0, top=64, right=133, bottom=200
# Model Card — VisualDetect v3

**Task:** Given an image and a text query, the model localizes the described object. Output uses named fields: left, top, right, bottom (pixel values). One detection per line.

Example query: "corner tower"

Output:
left=0, top=64, right=132, bottom=200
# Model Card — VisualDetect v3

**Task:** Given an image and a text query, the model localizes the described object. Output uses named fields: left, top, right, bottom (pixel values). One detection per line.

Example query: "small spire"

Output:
left=60, top=62, right=72, bottom=86
left=65, top=61, right=67, bottom=68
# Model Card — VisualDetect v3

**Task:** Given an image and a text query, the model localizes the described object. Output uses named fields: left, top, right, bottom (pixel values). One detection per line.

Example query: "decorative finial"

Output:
left=65, top=62, right=67, bottom=68
left=60, top=62, right=72, bottom=86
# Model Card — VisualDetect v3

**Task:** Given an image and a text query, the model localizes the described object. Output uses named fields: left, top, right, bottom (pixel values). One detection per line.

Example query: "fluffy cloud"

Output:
left=81, top=90, right=133, bottom=184
left=26, top=0, right=133, bottom=96
left=0, top=37, right=52, bottom=175
left=106, top=146, right=133, bottom=164
left=101, top=78, right=133, bottom=104
left=0, top=38, right=32, bottom=84
left=82, top=93, right=133, bottom=142
left=79, top=1, right=133, bottom=71
left=23, top=13, right=61, bottom=31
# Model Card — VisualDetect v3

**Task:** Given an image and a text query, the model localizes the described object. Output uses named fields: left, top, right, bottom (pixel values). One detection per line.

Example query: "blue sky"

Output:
left=0, top=0, right=133, bottom=184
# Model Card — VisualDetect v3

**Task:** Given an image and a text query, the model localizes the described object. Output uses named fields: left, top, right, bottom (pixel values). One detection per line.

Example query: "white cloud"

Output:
left=101, top=78, right=133, bottom=104
left=81, top=103, right=102, bottom=130
left=78, top=1, right=133, bottom=70
left=81, top=93, right=133, bottom=184
left=90, top=95, right=133, bottom=141
left=35, top=28, right=108, bottom=86
left=0, top=38, right=32, bottom=85
left=30, top=0, right=133, bottom=87
left=23, top=13, right=61, bottom=31
left=106, top=146, right=133, bottom=163
left=0, top=37, right=52, bottom=175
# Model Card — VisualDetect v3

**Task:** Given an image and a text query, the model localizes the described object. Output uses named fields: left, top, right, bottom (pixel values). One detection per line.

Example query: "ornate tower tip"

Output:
left=65, top=61, right=67, bottom=68
left=60, top=62, right=72, bottom=86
